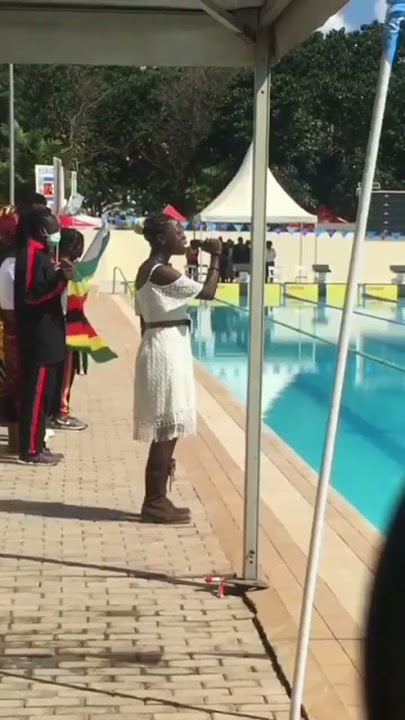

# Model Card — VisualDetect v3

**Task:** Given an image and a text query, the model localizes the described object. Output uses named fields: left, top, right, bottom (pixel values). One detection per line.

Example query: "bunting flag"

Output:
left=384, top=0, right=405, bottom=65
left=66, top=224, right=117, bottom=363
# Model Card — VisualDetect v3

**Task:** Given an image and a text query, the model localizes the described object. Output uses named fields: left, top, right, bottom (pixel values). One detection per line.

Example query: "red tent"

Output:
left=163, top=204, right=187, bottom=223
left=59, top=213, right=102, bottom=229
left=317, top=205, right=348, bottom=223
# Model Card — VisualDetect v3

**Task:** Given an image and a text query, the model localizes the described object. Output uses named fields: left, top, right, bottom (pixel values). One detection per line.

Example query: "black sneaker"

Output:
left=43, top=446, right=64, bottom=461
left=18, top=452, right=61, bottom=466
left=49, top=415, right=87, bottom=431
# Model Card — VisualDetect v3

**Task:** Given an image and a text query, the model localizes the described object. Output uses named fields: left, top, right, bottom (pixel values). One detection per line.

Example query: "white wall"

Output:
left=87, top=228, right=405, bottom=291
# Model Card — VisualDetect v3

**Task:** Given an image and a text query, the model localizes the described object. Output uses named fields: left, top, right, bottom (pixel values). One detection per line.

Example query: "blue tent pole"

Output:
left=289, top=4, right=405, bottom=719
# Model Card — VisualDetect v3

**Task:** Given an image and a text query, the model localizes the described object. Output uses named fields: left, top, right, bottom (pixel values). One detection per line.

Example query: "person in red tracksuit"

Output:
left=14, top=207, right=74, bottom=465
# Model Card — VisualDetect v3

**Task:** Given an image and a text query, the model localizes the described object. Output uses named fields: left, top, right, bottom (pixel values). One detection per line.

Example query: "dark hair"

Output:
left=143, top=213, right=173, bottom=247
left=16, top=190, right=47, bottom=213
left=59, top=228, right=84, bottom=261
left=16, top=207, right=55, bottom=247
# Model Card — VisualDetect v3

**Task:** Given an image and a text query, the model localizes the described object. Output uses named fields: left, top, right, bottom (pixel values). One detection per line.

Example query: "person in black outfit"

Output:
left=14, top=208, right=74, bottom=465
left=219, top=239, right=230, bottom=283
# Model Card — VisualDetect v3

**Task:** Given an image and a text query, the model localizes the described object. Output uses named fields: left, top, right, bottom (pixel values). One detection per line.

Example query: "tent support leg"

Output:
left=242, top=29, right=271, bottom=582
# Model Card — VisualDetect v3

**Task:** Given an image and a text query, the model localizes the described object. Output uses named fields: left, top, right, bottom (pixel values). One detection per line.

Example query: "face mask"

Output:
left=48, top=231, right=61, bottom=245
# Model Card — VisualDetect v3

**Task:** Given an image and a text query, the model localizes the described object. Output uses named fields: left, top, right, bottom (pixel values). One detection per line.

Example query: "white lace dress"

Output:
left=133, top=266, right=203, bottom=443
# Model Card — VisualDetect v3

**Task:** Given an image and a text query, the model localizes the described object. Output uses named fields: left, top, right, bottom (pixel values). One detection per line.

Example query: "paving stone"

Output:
left=0, top=294, right=289, bottom=720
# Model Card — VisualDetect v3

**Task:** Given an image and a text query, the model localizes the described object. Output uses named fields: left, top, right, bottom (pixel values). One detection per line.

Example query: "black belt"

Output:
left=143, top=319, right=191, bottom=331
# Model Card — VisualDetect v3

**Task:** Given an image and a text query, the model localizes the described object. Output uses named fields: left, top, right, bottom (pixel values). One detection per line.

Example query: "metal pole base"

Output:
left=205, top=573, right=268, bottom=598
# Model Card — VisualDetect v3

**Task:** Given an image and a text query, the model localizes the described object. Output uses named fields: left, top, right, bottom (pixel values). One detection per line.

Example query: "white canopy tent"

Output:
left=198, top=143, right=317, bottom=224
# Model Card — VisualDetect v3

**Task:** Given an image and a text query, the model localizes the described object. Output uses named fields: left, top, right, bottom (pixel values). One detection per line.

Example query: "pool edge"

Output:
left=112, top=294, right=373, bottom=720
left=191, top=357, right=379, bottom=720
left=194, top=358, right=380, bottom=553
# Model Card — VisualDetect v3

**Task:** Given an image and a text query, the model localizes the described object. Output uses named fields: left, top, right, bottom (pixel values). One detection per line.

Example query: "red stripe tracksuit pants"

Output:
left=19, top=363, right=58, bottom=457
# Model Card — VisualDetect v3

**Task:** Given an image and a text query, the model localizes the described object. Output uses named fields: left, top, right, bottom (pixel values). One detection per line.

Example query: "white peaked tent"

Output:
left=197, top=144, right=317, bottom=225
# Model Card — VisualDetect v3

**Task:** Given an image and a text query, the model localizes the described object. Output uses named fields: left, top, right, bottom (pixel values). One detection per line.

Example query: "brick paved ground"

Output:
left=0, top=294, right=290, bottom=720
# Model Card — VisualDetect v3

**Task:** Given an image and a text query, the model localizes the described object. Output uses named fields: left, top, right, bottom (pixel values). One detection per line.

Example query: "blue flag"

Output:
left=385, top=0, right=405, bottom=64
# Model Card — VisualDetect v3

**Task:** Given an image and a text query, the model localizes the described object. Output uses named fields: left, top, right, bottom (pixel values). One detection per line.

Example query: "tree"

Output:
left=16, top=66, right=112, bottom=171
left=1, top=23, right=405, bottom=218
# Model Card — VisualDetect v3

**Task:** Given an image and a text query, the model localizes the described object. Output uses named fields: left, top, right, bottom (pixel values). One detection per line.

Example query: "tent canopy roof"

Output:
left=197, top=144, right=317, bottom=224
left=0, top=1, right=348, bottom=65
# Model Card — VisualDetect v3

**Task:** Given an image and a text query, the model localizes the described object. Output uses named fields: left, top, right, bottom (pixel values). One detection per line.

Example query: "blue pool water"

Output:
left=189, top=301, right=405, bottom=531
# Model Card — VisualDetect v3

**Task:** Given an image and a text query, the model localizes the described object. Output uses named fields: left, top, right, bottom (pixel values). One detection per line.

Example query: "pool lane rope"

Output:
left=216, top=298, right=405, bottom=376
left=284, top=292, right=405, bottom=329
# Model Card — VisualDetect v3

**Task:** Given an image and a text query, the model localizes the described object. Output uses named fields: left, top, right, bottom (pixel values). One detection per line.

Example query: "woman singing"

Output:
left=133, top=215, right=221, bottom=524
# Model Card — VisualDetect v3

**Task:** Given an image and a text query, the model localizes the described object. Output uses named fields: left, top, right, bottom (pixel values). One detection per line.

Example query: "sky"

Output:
left=321, top=0, right=387, bottom=33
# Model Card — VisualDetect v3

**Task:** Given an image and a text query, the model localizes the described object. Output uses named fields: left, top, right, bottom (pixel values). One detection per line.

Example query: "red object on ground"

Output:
left=205, top=575, right=226, bottom=599
left=162, top=205, right=187, bottom=223
left=317, top=205, right=348, bottom=223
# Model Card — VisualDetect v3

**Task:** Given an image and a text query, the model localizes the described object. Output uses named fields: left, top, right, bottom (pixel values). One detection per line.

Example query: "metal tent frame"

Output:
left=289, top=2, right=405, bottom=717
left=7, top=0, right=385, bottom=714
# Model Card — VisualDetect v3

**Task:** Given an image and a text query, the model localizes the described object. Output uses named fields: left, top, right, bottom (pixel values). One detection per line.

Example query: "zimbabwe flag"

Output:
left=66, top=224, right=117, bottom=363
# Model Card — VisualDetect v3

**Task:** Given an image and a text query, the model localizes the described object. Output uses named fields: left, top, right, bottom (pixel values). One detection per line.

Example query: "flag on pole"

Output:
left=384, top=0, right=405, bottom=64
left=77, top=223, right=111, bottom=276
left=66, top=224, right=117, bottom=363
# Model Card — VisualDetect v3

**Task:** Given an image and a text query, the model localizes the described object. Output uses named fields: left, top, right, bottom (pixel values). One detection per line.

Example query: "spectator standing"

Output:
left=219, top=239, right=234, bottom=283
left=265, top=240, right=276, bottom=282
left=233, top=237, right=244, bottom=277
left=185, top=240, right=199, bottom=280
left=14, top=208, right=73, bottom=465
left=244, top=241, right=251, bottom=266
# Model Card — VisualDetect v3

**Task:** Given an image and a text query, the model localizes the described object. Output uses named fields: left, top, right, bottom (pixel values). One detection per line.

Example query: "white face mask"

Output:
left=48, top=231, right=61, bottom=245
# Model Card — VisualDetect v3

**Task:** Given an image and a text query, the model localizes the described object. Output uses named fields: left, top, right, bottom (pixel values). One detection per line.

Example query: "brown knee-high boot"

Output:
left=141, top=459, right=190, bottom=524
left=166, top=459, right=190, bottom=516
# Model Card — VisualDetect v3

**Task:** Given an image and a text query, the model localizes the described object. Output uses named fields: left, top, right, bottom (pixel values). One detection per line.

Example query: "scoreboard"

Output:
left=367, top=191, right=405, bottom=235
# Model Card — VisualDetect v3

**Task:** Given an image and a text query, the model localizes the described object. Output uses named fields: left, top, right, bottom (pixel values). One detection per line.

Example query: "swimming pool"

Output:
left=189, top=300, right=405, bottom=531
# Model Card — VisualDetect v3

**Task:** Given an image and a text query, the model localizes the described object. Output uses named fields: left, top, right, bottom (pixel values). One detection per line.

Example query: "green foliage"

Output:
left=0, top=23, right=404, bottom=219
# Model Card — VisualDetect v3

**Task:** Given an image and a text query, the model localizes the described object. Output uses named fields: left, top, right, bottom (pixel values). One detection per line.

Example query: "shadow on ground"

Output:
left=0, top=498, right=142, bottom=522
left=0, top=670, right=268, bottom=720
left=0, top=551, right=216, bottom=590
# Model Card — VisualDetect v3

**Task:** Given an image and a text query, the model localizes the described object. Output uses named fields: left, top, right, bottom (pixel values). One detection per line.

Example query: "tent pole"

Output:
left=289, top=37, right=395, bottom=720
left=242, top=29, right=271, bottom=580
left=53, top=156, right=63, bottom=264
left=8, top=64, right=15, bottom=206
left=70, top=169, right=78, bottom=197
left=299, top=223, right=303, bottom=268
left=314, top=228, right=318, bottom=267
